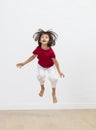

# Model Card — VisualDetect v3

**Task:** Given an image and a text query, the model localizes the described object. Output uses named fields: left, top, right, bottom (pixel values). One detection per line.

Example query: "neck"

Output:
left=41, top=44, right=49, bottom=50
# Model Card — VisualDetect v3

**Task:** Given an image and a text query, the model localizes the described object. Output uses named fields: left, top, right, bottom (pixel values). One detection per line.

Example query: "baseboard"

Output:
left=0, top=103, right=96, bottom=110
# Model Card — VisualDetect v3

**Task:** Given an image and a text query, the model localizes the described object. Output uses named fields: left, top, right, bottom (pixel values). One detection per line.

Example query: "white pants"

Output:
left=37, top=64, right=58, bottom=88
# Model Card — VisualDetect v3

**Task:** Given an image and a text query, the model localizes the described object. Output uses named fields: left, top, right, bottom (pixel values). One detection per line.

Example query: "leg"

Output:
left=37, top=64, right=46, bottom=97
left=52, top=88, right=57, bottom=103
left=47, top=66, right=58, bottom=103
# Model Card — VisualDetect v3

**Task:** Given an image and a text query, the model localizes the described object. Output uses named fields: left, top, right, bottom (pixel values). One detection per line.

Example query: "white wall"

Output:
left=0, top=0, right=96, bottom=109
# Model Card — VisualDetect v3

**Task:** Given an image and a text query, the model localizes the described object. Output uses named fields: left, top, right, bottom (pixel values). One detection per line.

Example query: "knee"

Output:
left=48, top=76, right=58, bottom=83
left=37, top=74, right=46, bottom=80
left=48, top=76, right=58, bottom=88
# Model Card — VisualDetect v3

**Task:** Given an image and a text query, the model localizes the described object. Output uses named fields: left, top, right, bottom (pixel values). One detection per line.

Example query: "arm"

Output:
left=16, top=54, right=37, bottom=68
left=52, top=58, right=64, bottom=78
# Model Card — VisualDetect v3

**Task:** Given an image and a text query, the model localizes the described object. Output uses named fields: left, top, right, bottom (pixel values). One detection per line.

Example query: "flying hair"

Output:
left=33, top=29, right=58, bottom=47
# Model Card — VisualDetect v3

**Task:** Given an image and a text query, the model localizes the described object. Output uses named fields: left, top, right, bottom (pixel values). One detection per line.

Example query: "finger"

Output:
left=60, top=74, right=63, bottom=78
left=19, top=65, right=22, bottom=68
left=61, top=74, right=64, bottom=78
left=16, top=64, right=18, bottom=67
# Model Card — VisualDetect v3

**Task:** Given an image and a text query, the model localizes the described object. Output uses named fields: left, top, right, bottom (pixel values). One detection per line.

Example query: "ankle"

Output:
left=41, top=84, right=45, bottom=89
left=52, top=92, right=56, bottom=97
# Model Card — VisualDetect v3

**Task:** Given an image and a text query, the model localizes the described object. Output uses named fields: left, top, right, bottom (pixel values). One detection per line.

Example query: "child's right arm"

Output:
left=16, top=54, right=37, bottom=68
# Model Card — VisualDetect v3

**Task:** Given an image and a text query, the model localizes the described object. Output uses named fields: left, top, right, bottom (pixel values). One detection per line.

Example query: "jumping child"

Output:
left=16, top=29, right=64, bottom=103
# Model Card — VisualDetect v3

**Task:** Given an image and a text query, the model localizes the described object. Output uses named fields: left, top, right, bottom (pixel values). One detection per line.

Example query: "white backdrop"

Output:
left=0, top=0, right=96, bottom=109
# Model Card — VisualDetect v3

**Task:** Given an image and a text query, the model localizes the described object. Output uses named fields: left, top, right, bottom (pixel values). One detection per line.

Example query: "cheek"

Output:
left=39, top=38, right=42, bottom=42
left=47, top=38, right=49, bottom=42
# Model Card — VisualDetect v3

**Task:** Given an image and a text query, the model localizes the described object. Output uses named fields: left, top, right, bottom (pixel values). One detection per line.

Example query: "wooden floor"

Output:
left=0, top=110, right=96, bottom=130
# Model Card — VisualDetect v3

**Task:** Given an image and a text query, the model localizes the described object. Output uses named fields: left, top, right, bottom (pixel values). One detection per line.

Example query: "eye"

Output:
left=46, top=36, right=49, bottom=39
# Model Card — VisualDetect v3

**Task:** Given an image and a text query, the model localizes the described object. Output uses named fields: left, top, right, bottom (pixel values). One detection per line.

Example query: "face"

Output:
left=40, top=34, right=49, bottom=45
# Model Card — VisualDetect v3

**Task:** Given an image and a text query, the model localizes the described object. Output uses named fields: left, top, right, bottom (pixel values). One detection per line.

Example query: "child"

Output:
left=16, top=29, right=64, bottom=103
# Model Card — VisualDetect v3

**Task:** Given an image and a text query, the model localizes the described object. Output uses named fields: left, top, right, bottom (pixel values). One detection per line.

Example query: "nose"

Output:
left=43, top=37, right=46, bottom=40
left=43, top=38, right=46, bottom=41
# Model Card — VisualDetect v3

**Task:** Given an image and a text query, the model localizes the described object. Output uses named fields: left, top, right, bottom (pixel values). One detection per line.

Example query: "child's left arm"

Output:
left=52, top=58, right=64, bottom=78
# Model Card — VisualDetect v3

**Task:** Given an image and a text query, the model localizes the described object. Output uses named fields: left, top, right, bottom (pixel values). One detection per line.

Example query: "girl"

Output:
left=16, top=29, right=64, bottom=103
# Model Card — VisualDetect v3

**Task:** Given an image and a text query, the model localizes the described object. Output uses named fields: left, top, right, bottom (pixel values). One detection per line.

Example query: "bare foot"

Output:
left=52, top=95, right=58, bottom=103
left=39, top=89, right=44, bottom=97
left=39, top=85, right=45, bottom=97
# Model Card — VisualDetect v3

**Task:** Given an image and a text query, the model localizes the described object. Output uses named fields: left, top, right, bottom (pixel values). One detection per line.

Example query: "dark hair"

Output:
left=33, top=29, right=58, bottom=47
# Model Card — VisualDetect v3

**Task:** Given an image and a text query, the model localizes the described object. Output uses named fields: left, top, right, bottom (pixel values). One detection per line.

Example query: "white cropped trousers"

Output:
left=37, top=64, right=58, bottom=88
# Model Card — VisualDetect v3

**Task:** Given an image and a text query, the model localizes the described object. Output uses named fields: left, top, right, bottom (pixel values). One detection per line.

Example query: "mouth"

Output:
left=42, top=40, right=46, bottom=42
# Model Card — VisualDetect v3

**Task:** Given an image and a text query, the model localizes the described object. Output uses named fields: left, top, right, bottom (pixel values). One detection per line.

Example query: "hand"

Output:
left=59, top=72, right=65, bottom=78
left=16, top=63, right=24, bottom=68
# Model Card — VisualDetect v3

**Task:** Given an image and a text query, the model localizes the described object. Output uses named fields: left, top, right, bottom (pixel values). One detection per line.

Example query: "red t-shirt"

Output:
left=32, top=46, right=56, bottom=68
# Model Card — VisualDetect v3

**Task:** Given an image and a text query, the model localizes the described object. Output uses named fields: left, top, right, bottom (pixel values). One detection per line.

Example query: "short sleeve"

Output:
left=32, top=46, right=39, bottom=55
left=50, top=48, right=56, bottom=58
